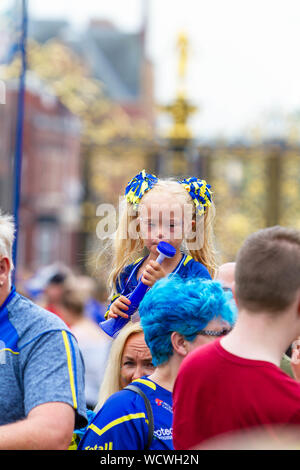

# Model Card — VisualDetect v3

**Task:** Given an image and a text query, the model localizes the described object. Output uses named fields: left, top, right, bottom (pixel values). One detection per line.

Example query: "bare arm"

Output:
left=0, top=402, right=75, bottom=450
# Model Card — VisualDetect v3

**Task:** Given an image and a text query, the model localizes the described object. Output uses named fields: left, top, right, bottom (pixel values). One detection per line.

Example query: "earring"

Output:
left=0, top=281, right=4, bottom=287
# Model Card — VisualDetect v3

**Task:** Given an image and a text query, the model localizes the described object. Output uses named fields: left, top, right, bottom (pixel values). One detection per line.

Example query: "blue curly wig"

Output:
left=139, top=276, right=237, bottom=366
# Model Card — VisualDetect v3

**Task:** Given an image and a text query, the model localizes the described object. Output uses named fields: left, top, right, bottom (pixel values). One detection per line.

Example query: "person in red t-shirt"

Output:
left=173, top=226, right=300, bottom=450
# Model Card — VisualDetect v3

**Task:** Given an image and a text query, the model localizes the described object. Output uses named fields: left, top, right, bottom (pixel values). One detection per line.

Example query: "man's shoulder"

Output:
left=99, top=381, right=154, bottom=416
left=92, top=388, right=146, bottom=432
left=104, top=386, right=145, bottom=409
left=270, top=362, right=300, bottom=395
left=180, top=339, right=216, bottom=370
left=7, top=292, right=70, bottom=347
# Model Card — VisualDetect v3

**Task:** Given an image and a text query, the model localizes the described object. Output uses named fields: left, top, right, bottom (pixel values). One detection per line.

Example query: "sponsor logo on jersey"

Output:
left=155, top=398, right=172, bottom=413
left=154, top=427, right=173, bottom=440
left=84, top=441, right=113, bottom=450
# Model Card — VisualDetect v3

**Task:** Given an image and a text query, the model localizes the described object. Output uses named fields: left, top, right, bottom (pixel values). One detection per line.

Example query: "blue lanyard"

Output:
left=123, top=258, right=146, bottom=292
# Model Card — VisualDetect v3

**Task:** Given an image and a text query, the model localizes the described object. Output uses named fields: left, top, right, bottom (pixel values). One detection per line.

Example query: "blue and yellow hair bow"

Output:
left=125, top=170, right=158, bottom=208
left=179, top=177, right=212, bottom=216
left=125, top=171, right=212, bottom=216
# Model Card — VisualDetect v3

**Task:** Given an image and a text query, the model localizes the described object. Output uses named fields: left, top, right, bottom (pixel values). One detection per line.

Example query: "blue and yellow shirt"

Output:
left=106, top=254, right=211, bottom=317
left=78, top=377, right=173, bottom=450
left=0, top=287, right=87, bottom=427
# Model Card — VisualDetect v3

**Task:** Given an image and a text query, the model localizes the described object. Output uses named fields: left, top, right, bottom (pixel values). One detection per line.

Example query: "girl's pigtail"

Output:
left=178, top=177, right=218, bottom=279
left=186, top=203, right=219, bottom=279
left=108, top=200, right=144, bottom=299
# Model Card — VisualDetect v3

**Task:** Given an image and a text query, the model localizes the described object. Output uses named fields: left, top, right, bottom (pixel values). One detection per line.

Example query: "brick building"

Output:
left=0, top=75, right=82, bottom=272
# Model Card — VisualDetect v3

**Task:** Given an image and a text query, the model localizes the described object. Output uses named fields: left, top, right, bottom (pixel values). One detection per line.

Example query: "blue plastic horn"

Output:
left=100, top=241, right=176, bottom=338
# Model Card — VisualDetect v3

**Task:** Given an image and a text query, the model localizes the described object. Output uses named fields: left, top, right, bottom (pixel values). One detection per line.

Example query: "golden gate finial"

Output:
left=177, top=31, right=188, bottom=81
left=158, top=32, right=197, bottom=141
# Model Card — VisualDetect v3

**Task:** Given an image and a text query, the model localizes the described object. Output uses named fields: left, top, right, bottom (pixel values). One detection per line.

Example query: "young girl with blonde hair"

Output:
left=106, top=169, right=218, bottom=320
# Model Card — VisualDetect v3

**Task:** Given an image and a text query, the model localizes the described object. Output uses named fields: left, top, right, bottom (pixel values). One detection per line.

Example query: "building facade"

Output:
left=0, top=77, right=82, bottom=273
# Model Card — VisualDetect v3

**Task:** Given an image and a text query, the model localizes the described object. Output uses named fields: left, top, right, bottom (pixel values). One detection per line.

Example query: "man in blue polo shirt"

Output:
left=0, top=212, right=87, bottom=449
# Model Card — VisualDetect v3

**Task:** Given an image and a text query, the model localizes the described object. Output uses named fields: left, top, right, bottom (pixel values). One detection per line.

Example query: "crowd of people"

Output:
left=1, top=169, right=300, bottom=450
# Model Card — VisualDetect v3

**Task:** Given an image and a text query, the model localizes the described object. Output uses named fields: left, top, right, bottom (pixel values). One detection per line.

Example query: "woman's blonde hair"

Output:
left=94, top=321, right=145, bottom=412
left=105, top=178, right=218, bottom=299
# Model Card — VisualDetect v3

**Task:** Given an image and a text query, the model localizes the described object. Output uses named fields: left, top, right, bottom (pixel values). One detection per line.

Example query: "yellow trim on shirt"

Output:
left=89, top=413, right=146, bottom=437
left=132, top=378, right=156, bottom=390
left=183, top=255, right=193, bottom=266
left=61, top=330, right=78, bottom=410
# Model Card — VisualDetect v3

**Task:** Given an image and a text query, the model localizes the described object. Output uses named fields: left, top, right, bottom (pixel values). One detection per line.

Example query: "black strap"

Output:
left=124, top=384, right=154, bottom=450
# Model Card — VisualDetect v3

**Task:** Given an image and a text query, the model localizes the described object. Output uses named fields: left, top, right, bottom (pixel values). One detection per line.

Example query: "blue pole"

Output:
left=12, top=0, right=28, bottom=280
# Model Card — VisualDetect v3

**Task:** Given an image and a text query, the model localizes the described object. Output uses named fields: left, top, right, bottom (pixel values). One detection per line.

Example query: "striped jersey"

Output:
left=78, top=377, right=173, bottom=450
